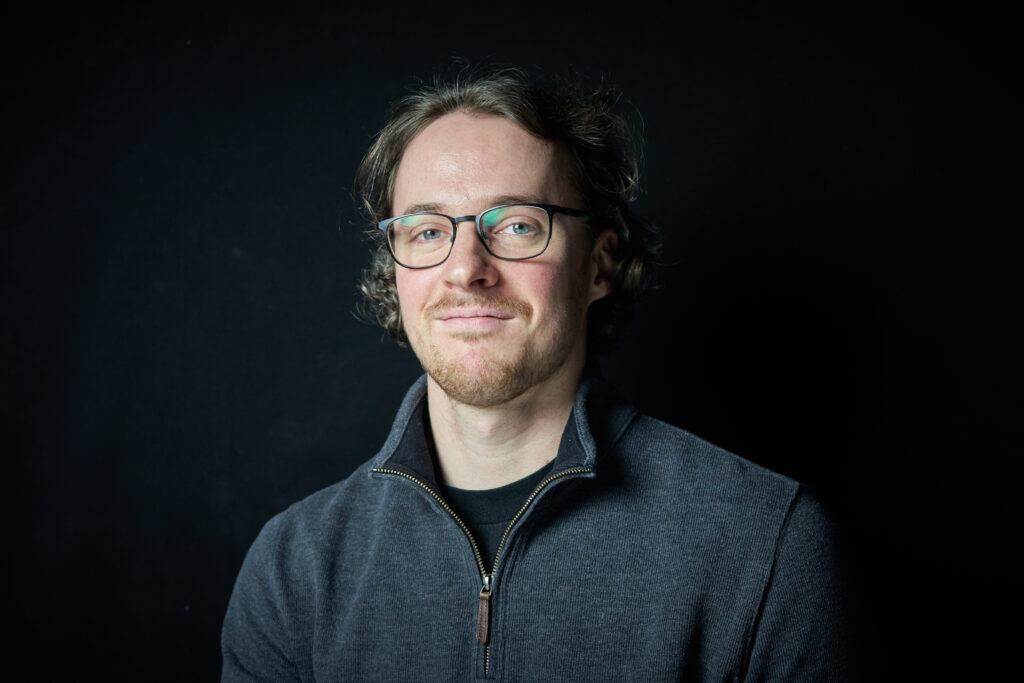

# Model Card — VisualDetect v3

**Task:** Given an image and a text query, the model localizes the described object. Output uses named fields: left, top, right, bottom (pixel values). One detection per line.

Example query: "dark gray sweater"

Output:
left=222, top=376, right=849, bottom=681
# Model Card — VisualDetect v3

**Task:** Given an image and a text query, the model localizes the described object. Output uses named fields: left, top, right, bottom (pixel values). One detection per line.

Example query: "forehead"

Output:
left=392, top=111, right=577, bottom=214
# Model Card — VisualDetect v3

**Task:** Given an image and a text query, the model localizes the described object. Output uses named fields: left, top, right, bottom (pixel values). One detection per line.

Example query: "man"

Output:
left=222, top=70, right=849, bottom=681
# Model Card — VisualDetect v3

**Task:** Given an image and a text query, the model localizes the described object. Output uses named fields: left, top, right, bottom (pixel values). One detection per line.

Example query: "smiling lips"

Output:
left=437, top=307, right=514, bottom=321
left=427, top=295, right=531, bottom=333
left=435, top=307, right=514, bottom=333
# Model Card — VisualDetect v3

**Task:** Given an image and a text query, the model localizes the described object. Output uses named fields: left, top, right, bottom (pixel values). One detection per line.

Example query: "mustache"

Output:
left=425, top=293, right=532, bottom=319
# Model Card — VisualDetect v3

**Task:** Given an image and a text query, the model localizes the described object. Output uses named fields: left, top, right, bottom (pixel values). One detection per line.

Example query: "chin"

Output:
left=420, top=339, right=564, bottom=408
left=427, top=351, right=529, bottom=408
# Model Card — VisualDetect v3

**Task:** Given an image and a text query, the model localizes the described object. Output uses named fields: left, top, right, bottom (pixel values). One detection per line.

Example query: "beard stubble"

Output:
left=414, top=288, right=586, bottom=408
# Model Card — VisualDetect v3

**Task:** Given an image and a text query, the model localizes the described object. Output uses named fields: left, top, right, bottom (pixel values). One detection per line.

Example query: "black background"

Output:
left=3, top=1, right=1019, bottom=680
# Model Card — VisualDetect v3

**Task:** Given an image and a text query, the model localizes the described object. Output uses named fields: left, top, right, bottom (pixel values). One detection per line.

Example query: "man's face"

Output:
left=391, top=111, right=613, bottom=408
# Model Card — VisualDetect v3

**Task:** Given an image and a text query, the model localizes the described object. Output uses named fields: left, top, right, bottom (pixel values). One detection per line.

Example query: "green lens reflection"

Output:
left=480, top=206, right=510, bottom=231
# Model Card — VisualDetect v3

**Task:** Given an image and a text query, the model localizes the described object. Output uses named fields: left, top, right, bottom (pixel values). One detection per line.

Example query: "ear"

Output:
left=587, top=228, right=618, bottom=304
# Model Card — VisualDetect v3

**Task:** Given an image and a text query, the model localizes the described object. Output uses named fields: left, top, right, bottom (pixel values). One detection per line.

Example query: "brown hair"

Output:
left=355, top=67, right=659, bottom=353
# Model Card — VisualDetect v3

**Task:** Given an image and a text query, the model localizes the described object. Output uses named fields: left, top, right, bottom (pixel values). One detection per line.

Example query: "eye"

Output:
left=479, top=205, right=549, bottom=249
left=391, top=217, right=453, bottom=246
left=500, top=222, right=537, bottom=236
left=491, top=215, right=543, bottom=237
left=413, top=227, right=447, bottom=242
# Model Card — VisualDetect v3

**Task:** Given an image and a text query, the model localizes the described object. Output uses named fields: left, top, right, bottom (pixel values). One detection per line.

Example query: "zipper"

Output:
left=373, top=465, right=592, bottom=675
left=372, top=468, right=489, bottom=576
left=488, top=466, right=591, bottom=572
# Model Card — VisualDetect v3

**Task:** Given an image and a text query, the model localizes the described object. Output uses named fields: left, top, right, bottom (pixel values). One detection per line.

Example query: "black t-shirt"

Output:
left=439, top=461, right=555, bottom=569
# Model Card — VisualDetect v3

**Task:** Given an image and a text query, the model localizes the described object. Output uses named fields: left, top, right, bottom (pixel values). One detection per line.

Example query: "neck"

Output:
left=426, top=357, right=584, bottom=490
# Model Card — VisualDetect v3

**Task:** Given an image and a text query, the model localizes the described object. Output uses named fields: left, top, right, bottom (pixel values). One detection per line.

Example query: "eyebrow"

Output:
left=400, top=194, right=550, bottom=216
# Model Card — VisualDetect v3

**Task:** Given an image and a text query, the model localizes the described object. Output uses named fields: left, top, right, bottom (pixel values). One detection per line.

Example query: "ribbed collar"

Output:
left=369, top=373, right=639, bottom=490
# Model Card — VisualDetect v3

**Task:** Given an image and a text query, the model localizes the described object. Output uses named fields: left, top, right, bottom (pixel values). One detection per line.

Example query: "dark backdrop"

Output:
left=3, top=2, right=1019, bottom=680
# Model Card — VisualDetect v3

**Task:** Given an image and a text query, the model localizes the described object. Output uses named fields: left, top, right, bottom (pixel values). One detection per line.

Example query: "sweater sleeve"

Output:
left=221, top=512, right=313, bottom=682
left=743, top=487, right=852, bottom=682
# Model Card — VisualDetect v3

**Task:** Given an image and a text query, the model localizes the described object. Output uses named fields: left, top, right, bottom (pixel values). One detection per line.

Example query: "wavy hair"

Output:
left=355, top=68, right=659, bottom=353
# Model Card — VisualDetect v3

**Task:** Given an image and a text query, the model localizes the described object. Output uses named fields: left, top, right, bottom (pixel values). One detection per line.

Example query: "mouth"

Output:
left=434, top=308, right=515, bottom=333
left=435, top=308, right=515, bottom=322
left=424, top=295, right=532, bottom=335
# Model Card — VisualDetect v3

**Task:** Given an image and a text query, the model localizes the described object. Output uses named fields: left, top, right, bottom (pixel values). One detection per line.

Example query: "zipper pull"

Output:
left=476, top=574, right=492, bottom=644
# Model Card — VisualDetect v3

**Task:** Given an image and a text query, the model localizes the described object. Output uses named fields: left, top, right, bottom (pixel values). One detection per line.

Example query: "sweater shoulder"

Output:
left=615, top=413, right=803, bottom=517
left=254, top=458, right=384, bottom=553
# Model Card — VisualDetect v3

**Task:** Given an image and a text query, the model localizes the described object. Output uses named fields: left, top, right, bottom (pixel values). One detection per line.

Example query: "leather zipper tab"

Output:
left=477, top=575, right=492, bottom=644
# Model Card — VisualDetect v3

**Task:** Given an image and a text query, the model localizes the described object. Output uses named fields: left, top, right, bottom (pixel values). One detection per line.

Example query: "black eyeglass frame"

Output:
left=377, top=203, right=591, bottom=270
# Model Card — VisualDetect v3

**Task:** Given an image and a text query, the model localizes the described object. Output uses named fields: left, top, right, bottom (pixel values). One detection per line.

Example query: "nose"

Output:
left=440, top=218, right=499, bottom=289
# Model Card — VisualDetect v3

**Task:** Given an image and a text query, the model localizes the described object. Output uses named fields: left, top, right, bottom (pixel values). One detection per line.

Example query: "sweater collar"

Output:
left=369, top=374, right=638, bottom=489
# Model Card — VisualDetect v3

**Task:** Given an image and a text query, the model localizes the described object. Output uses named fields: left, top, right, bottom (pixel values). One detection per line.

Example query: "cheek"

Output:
left=395, top=272, right=425, bottom=329
left=518, top=264, right=578, bottom=319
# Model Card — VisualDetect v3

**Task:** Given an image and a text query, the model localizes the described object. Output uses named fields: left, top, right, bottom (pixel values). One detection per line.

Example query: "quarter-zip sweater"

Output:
left=222, top=376, right=850, bottom=681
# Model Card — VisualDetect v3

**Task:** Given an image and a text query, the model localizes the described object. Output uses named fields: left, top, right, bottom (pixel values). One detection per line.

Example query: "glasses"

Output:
left=377, top=203, right=590, bottom=269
